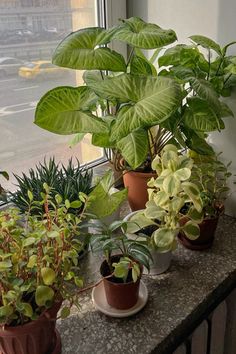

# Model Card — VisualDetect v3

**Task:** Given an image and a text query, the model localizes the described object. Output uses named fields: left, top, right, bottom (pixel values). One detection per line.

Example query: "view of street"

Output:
left=0, top=0, right=101, bottom=192
left=0, top=73, right=82, bottom=190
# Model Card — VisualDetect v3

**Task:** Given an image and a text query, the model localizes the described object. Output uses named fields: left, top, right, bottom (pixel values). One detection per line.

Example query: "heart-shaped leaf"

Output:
left=114, top=17, right=177, bottom=49
left=116, top=129, right=149, bottom=169
left=189, top=35, right=222, bottom=55
left=35, top=86, right=108, bottom=135
left=89, top=74, right=181, bottom=140
left=53, top=27, right=126, bottom=72
left=184, top=97, right=221, bottom=132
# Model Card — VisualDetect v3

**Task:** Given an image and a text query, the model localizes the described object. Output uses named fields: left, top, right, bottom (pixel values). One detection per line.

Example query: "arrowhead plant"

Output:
left=34, top=17, right=236, bottom=171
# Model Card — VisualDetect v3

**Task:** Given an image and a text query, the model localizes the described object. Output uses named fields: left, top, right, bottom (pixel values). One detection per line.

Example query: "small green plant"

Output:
left=190, top=152, right=233, bottom=218
left=90, top=220, right=151, bottom=283
left=0, top=184, right=87, bottom=326
left=127, top=145, right=203, bottom=252
left=10, top=158, right=93, bottom=216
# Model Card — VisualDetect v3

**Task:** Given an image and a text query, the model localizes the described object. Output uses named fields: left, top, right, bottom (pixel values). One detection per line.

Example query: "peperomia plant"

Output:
left=90, top=220, right=151, bottom=283
left=34, top=17, right=236, bottom=171
left=127, top=145, right=203, bottom=252
left=0, top=184, right=87, bottom=326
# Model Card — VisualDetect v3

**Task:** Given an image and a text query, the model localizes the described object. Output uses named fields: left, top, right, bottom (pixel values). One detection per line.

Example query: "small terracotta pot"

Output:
left=123, top=170, right=156, bottom=211
left=0, top=297, right=62, bottom=354
left=179, top=216, right=220, bottom=250
left=100, top=255, right=142, bottom=310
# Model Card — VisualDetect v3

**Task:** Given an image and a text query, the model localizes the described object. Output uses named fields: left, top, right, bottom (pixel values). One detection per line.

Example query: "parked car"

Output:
left=18, top=60, right=67, bottom=79
left=0, top=57, right=25, bottom=77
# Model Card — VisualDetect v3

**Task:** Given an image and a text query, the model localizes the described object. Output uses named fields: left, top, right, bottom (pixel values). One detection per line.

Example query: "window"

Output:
left=0, top=0, right=108, bottom=192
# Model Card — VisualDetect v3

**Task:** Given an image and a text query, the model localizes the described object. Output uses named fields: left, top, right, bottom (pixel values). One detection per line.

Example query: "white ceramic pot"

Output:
left=123, top=210, right=172, bottom=275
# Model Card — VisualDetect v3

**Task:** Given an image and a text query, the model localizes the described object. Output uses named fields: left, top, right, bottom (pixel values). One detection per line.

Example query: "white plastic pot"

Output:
left=123, top=210, right=172, bottom=275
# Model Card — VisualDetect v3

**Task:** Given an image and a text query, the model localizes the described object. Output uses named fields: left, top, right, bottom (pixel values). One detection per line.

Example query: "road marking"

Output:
left=0, top=78, right=17, bottom=83
left=14, top=85, right=39, bottom=91
left=0, top=101, right=38, bottom=117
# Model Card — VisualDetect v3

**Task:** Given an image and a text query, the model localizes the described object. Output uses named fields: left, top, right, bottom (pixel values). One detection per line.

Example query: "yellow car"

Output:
left=18, top=60, right=67, bottom=79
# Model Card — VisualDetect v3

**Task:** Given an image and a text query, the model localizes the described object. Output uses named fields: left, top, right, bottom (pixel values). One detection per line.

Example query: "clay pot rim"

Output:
left=0, top=295, right=62, bottom=333
left=100, top=255, right=143, bottom=286
left=123, top=170, right=156, bottom=178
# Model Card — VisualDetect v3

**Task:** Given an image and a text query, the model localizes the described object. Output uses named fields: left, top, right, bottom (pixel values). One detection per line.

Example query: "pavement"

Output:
left=0, top=72, right=84, bottom=191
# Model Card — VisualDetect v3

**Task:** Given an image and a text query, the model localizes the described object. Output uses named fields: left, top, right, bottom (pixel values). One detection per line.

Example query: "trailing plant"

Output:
left=0, top=184, right=87, bottom=327
left=34, top=17, right=236, bottom=171
left=126, top=145, right=203, bottom=252
left=10, top=158, right=93, bottom=216
left=90, top=220, right=151, bottom=283
left=189, top=152, right=233, bottom=218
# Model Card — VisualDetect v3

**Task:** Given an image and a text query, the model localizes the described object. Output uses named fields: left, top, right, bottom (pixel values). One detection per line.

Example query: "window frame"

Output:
left=0, top=0, right=127, bottom=206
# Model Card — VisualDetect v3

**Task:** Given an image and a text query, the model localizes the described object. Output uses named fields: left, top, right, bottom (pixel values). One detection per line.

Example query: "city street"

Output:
left=0, top=72, right=83, bottom=191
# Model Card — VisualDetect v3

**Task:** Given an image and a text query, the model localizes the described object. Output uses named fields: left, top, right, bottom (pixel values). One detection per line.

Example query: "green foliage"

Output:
left=87, top=169, right=127, bottom=218
left=0, top=186, right=87, bottom=326
left=189, top=152, right=233, bottom=217
left=34, top=17, right=236, bottom=171
left=127, top=145, right=203, bottom=251
left=34, top=17, right=181, bottom=171
left=10, top=157, right=93, bottom=216
left=90, top=220, right=152, bottom=283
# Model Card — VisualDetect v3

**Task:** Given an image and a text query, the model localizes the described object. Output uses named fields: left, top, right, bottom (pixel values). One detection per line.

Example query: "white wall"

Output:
left=127, top=0, right=236, bottom=216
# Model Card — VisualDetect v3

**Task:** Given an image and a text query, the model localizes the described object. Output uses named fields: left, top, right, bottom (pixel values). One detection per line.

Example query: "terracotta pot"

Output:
left=0, top=297, right=62, bottom=354
left=123, top=171, right=156, bottom=211
left=178, top=216, right=220, bottom=250
left=100, top=255, right=142, bottom=310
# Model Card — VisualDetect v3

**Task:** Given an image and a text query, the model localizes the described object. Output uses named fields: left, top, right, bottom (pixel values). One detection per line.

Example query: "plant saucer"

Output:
left=91, top=280, right=148, bottom=318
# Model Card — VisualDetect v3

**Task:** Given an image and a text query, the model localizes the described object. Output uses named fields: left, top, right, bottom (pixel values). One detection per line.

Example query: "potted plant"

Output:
left=34, top=17, right=236, bottom=211
left=178, top=152, right=233, bottom=250
left=10, top=157, right=93, bottom=216
left=0, top=184, right=88, bottom=354
left=90, top=220, right=151, bottom=310
left=124, top=145, right=203, bottom=274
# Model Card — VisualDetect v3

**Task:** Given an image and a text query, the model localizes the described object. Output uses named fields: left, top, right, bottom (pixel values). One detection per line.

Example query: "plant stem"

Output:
left=126, top=47, right=134, bottom=69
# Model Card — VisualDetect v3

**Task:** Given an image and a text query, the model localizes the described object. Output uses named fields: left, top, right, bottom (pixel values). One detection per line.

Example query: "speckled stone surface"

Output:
left=57, top=208, right=236, bottom=354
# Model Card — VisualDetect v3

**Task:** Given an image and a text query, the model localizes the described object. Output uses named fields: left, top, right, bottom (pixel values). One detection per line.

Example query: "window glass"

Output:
left=0, top=0, right=103, bottom=191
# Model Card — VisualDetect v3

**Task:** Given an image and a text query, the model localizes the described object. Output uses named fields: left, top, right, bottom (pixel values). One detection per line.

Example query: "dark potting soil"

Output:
left=135, top=224, right=158, bottom=237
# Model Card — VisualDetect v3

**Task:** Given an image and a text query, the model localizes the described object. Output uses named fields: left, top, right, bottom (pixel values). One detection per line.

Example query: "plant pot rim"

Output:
left=0, top=296, right=62, bottom=333
left=123, top=170, right=156, bottom=178
left=100, top=255, right=143, bottom=285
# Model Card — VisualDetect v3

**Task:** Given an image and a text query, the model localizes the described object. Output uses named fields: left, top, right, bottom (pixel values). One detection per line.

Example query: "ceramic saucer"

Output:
left=91, top=280, right=148, bottom=318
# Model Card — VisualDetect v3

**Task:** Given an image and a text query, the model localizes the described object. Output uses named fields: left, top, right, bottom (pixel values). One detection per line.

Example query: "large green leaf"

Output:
left=116, top=129, right=149, bottom=169
left=159, top=45, right=200, bottom=68
left=190, top=78, right=221, bottom=111
left=35, top=86, right=108, bottom=135
left=185, top=130, right=215, bottom=155
left=130, top=55, right=156, bottom=76
left=52, top=27, right=126, bottom=72
left=114, top=17, right=177, bottom=49
left=87, top=170, right=128, bottom=218
left=189, top=35, right=222, bottom=56
left=89, top=74, right=181, bottom=140
left=183, top=97, right=221, bottom=132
